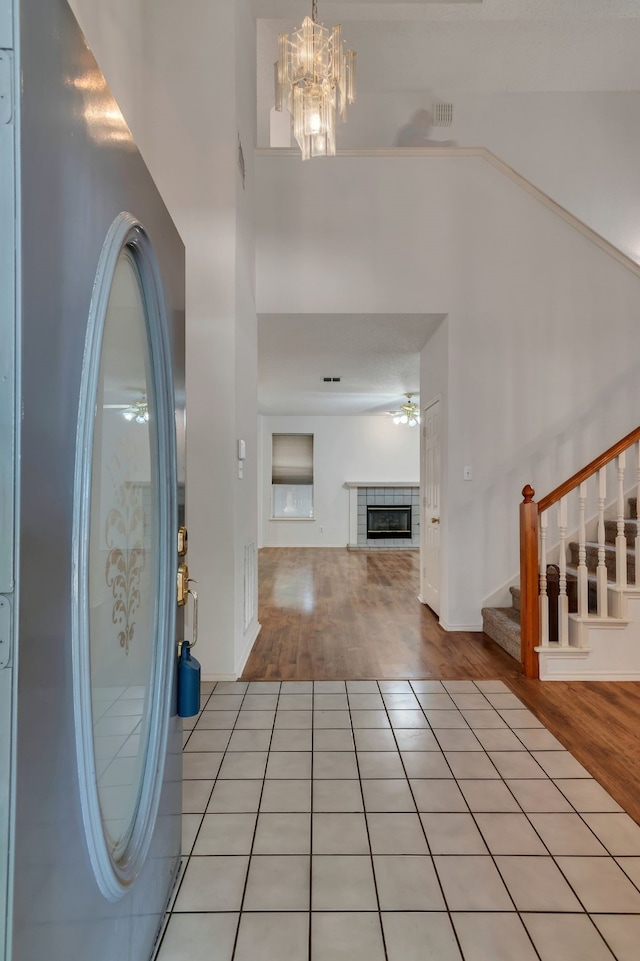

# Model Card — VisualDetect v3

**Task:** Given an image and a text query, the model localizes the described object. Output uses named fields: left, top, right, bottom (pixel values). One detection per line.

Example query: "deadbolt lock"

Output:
left=177, top=526, right=188, bottom=557
left=177, top=562, right=190, bottom=606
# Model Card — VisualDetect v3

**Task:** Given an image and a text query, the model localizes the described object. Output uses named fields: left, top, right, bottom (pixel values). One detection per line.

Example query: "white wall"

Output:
left=259, top=415, right=419, bottom=548
left=257, top=13, right=640, bottom=263
left=68, top=0, right=260, bottom=678
left=256, top=153, right=640, bottom=629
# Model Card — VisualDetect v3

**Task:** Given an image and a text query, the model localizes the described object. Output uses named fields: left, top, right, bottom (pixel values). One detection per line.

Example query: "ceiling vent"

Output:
left=432, top=102, right=453, bottom=127
left=323, top=377, right=341, bottom=382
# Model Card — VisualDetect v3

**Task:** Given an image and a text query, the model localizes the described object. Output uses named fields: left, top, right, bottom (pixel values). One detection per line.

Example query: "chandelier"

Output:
left=275, top=0, right=356, bottom=160
left=391, top=394, right=420, bottom=427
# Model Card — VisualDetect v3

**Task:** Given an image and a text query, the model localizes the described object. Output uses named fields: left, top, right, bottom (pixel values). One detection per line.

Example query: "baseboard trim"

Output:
left=200, top=622, right=262, bottom=684
left=439, top=619, right=483, bottom=633
left=234, top=620, right=262, bottom=679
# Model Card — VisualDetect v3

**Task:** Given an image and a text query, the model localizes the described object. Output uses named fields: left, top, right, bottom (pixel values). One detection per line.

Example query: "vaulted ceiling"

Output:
left=254, top=0, right=640, bottom=416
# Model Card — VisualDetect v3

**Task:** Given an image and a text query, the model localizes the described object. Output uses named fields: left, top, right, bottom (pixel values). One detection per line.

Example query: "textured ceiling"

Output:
left=258, top=314, right=444, bottom=416
left=252, top=1, right=640, bottom=23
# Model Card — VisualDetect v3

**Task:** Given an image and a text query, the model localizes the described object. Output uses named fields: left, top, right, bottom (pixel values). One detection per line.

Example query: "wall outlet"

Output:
left=463, top=466, right=472, bottom=481
left=320, top=526, right=324, bottom=533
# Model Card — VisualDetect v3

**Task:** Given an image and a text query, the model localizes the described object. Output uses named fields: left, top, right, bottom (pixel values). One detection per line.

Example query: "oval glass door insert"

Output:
left=89, top=246, right=157, bottom=856
left=73, top=214, right=177, bottom=900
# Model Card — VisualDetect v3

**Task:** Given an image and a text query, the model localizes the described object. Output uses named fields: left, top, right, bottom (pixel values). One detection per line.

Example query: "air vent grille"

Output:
left=432, top=102, right=453, bottom=128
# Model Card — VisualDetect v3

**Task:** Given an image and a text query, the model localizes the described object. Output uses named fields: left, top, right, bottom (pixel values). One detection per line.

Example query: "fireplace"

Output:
left=367, top=505, right=412, bottom=539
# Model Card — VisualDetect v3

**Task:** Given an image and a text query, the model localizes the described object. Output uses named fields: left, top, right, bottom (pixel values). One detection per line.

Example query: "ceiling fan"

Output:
left=388, top=393, right=420, bottom=426
left=103, top=390, right=149, bottom=423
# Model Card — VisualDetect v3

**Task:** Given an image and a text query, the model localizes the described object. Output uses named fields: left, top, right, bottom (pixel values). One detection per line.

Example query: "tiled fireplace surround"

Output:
left=346, top=483, right=420, bottom=550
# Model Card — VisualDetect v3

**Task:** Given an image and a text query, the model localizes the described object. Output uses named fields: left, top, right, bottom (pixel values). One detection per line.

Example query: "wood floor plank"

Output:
left=243, top=548, right=640, bottom=823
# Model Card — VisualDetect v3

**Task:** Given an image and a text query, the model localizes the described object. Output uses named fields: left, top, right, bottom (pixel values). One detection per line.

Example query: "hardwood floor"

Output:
left=243, top=548, right=640, bottom=823
left=245, top=548, right=522, bottom=680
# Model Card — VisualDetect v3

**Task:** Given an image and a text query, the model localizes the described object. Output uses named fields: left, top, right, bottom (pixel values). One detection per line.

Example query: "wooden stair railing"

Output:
left=520, top=425, right=640, bottom=679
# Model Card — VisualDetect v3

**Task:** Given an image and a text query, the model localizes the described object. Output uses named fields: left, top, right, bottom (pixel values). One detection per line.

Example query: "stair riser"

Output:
left=509, top=586, right=521, bottom=613
left=481, top=608, right=520, bottom=663
left=568, top=543, right=635, bottom=582
left=603, top=519, right=639, bottom=544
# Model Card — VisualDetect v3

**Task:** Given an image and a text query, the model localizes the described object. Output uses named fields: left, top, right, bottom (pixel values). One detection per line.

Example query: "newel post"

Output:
left=520, top=485, right=540, bottom=679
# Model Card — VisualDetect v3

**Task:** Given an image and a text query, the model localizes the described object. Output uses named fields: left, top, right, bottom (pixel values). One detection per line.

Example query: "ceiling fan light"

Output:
left=121, top=397, right=149, bottom=425
left=392, top=393, right=420, bottom=427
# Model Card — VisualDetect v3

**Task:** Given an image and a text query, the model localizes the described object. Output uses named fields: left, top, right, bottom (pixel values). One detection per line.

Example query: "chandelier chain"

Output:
left=312, top=0, right=318, bottom=23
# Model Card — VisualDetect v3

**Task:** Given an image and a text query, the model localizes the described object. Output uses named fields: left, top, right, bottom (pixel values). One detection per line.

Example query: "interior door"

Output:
left=422, top=399, right=441, bottom=613
left=7, top=2, right=186, bottom=959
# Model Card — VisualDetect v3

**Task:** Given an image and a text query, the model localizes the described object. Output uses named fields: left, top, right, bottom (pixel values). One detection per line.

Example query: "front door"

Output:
left=422, top=398, right=441, bottom=614
left=4, top=2, right=186, bottom=959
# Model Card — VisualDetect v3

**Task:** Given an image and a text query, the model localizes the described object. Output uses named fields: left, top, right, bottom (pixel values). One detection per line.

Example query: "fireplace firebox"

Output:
left=367, top=505, right=412, bottom=539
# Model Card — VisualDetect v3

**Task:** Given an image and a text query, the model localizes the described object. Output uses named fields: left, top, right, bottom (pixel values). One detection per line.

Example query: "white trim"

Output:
left=439, top=619, right=483, bottom=632
left=269, top=517, right=316, bottom=522
left=233, top=620, right=262, bottom=679
left=344, top=481, right=419, bottom=488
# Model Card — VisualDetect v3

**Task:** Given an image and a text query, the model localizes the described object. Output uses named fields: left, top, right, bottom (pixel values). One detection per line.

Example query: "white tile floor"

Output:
left=154, top=679, right=640, bottom=961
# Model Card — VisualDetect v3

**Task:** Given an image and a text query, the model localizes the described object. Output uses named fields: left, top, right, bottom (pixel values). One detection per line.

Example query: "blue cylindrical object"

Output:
left=177, top=642, right=201, bottom=717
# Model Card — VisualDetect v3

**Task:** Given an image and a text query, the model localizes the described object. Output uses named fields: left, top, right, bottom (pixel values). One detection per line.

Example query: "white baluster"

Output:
left=577, top=481, right=588, bottom=617
left=596, top=467, right=608, bottom=618
left=539, top=511, right=549, bottom=646
left=557, top=496, right=569, bottom=646
left=616, top=452, right=627, bottom=590
left=636, top=441, right=640, bottom=587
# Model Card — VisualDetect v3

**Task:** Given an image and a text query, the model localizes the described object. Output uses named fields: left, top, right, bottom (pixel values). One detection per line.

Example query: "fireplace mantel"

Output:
left=344, top=481, right=418, bottom=489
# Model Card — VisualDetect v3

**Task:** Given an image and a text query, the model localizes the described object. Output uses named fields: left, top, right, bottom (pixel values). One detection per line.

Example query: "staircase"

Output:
left=482, top=487, right=640, bottom=678
left=482, top=588, right=521, bottom=663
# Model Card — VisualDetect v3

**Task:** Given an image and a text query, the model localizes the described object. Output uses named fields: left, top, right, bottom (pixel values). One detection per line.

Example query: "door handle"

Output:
left=186, top=583, right=198, bottom=650
left=178, top=578, right=198, bottom=655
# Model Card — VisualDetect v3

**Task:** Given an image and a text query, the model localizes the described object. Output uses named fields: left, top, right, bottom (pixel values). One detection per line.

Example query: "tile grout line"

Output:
left=308, top=683, right=315, bottom=961
left=393, top=679, right=467, bottom=961
left=448, top=682, right=544, bottom=961
left=157, top=678, right=640, bottom=961
left=152, top=680, right=221, bottom=961
left=230, top=681, right=281, bottom=961
left=349, top=682, right=390, bottom=961
left=443, top=683, right=639, bottom=960
left=460, top=692, right=608, bottom=931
